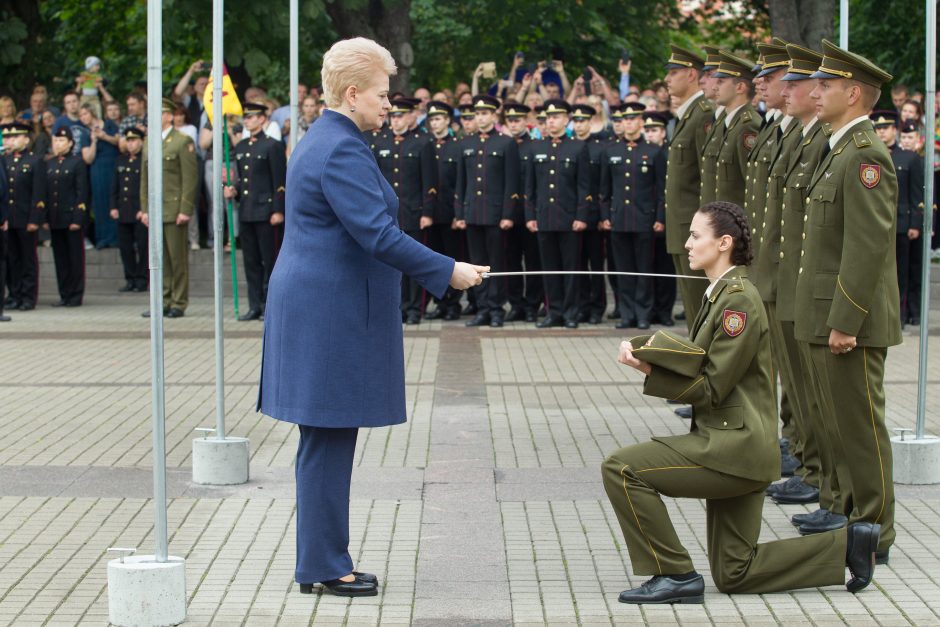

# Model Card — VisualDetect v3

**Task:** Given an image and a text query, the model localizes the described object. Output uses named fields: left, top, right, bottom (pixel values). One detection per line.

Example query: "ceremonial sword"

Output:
left=481, top=270, right=715, bottom=280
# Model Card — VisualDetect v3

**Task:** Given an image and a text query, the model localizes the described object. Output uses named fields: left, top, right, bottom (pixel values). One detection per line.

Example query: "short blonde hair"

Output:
left=321, top=37, right=397, bottom=109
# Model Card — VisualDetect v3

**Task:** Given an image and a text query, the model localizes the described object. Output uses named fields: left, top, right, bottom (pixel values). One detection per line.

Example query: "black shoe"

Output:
left=166, top=308, right=185, bottom=318
left=64, top=301, right=82, bottom=308
left=846, top=522, right=880, bottom=593
left=675, top=310, right=686, bottom=321
left=616, top=319, right=637, bottom=329
left=119, top=282, right=135, bottom=293
left=424, top=307, right=445, bottom=320
left=659, top=317, right=675, bottom=327
left=134, top=284, right=149, bottom=292
left=3, top=296, right=15, bottom=307
left=443, top=308, right=461, bottom=321
left=537, top=305, right=548, bottom=318
left=299, top=575, right=379, bottom=597
left=0, top=314, right=10, bottom=322
left=142, top=309, right=168, bottom=318
left=51, top=299, right=67, bottom=307
left=588, top=313, right=602, bottom=325
left=461, top=303, right=478, bottom=316
left=564, top=319, right=579, bottom=329
left=765, top=476, right=793, bottom=497
left=490, top=315, right=504, bottom=328
left=405, top=312, right=421, bottom=325
left=780, top=452, right=802, bottom=477
left=238, top=309, right=262, bottom=321
left=771, top=476, right=820, bottom=504
left=465, top=313, right=490, bottom=327
left=791, top=508, right=829, bottom=527
left=536, top=315, right=564, bottom=329
left=637, top=320, right=651, bottom=330
left=17, top=302, right=35, bottom=311
left=577, top=311, right=590, bottom=323
left=352, top=571, right=378, bottom=584
left=505, top=308, right=526, bottom=322
left=798, top=510, right=847, bottom=535
left=674, top=406, right=693, bottom=419
left=608, top=309, right=621, bottom=320
left=524, top=309, right=537, bottom=323
left=618, top=574, right=704, bottom=605
left=875, top=550, right=889, bottom=565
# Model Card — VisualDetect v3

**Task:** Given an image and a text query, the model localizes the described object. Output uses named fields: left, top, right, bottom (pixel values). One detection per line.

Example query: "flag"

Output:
left=203, top=65, right=242, bottom=125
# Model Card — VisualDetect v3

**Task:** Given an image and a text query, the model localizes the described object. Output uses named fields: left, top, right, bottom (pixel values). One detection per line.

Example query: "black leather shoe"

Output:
left=465, top=313, right=490, bottom=327
left=615, top=320, right=634, bottom=329
left=674, top=406, right=693, bottom=419
left=17, top=302, right=35, bottom=311
left=607, top=309, right=621, bottom=320
left=798, top=510, right=847, bottom=535
left=166, top=308, right=185, bottom=318
left=352, top=571, right=378, bottom=584
left=637, top=320, right=651, bottom=330
left=846, top=522, right=880, bottom=593
left=564, top=319, right=579, bottom=329
left=119, top=282, right=135, bottom=292
left=875, top=550, right=889, bottom=565
left=0, top=314, right=11, bottom=322
left=577, top=311, right=590, bottom=323
left=505, top=308, right=526, bottom=322
left=618, top=574, right=704, bottom=605
left=64, top=301, right=82, bottom=307
left=489, top=315, right=504, bottom=328
left=405, top=312, right=421, bottom=325
left=536, top=316, right=564, bottom=329
left=238, top=309, right=262, bottom=321
left=791, top=508, right=828, bottom=527
left=51, top=299, right=67, bottom=307
left=443, top=309, right=461, bottom=321
left=659, top=317, right=675, bottom=327
left=299, top=574, right=379, bottom=597
left=134, top=284, right=149, bottom=292
left=424, top=307, right=445, bottom=320
left=771, top=476, right=820, bottom=504
left=461, top=303, right=478, bottom=316
left=588, top=313, right=602, bottom=325
left=142, top=309, right=169, bottom=318
left=3, top=296, right=16, bottom=307
left=780, top=452, right=801, bottom=477
left=524, top=309, right=537, bottom=323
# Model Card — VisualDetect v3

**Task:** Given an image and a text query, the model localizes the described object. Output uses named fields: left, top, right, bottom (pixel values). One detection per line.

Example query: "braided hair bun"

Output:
left=697, top=201, right=753, bottom=266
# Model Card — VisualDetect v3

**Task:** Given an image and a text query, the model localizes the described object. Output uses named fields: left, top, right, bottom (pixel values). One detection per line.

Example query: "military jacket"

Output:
left=753, top=118, right=802, bottom=302
left=524, top=135, right=591, bottom=231
left=776, top=121, right=829, bottom=323
left=599, top=136, right=666, bottom=232
left=45, top=154, right=88, bottom=229
left=110, top=152, right=142, bottom=223
left=455, top=130, right=519, bottom=225
left=2, top=151, right=46, bottom=228
left=233, top=133, right=287, bottom=223
left=744, top=113, right=785, bottom=252
left=0, top=159, right=8, bottom=224
left=713, top=104, right=759, bottom=208
left=642, top=269, right=779, bottom=483
left=430, top=134, right=461, bottom=225
left=794, top=119, right=902, bottom=347
left=665, top=94, right=714, bottom=253
left=582, top=133, right=609, bottom=227
left=374, top=130, right=436, bottom=231
left=888, top=143, right=925, bottom=233
left=513, top=133, right=534, bottom=224
left=697, top=108, right=727, bottom=207
left=141, top=128, right=199, bottom=223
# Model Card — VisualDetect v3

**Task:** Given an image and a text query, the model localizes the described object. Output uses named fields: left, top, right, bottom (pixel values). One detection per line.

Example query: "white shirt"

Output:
left=706, top=265, right=738, bottom=299
left=779, top=115, right=794, bottom=133
left=175, top=123, right=198, bottom=145
left=828, top=115, right=870, bottom=149
left=242, top=121, right=282, bottom=142
left=676, top=91, right=705, bottom=120
left=801, top=117, right=819, bottom=138
left=723, top=103, right=746, bottom=128
left=714, top=105, right=725, bottom=120
left=161, top=126, right=172, bottom=140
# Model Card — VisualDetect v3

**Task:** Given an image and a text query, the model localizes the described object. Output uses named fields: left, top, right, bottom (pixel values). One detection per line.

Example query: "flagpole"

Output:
left=289, top=0, right=299, bottom=153
left=211, top=0, right=226, bottom=440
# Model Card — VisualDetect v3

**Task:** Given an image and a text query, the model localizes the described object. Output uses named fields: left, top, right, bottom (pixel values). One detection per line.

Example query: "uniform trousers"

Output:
left=610, top=231, right=653, bottom=324
left=7, top=227, right=39, bottom=307
left=466, top=224, right=506, bottom=316
left=50, top=228, right=86, bottom=305
left=162, top=222, right=189, bottom=312
left=295, top=425, right=359, bottom=584
left=506, top=222, right=543, bottom=314
left=671, top=253, right=707, bottom=332
left=797, top=340, right=844, bottom=513
left=427, top=223, right=463, bottom=314
left=578, top=229, right=607, bottom=318
left=240, top=220, right=276, bottom=314
left=651, top=234, right=676, bottom=322
left=602, top=440, right=847, bottom=593
left=537, top=230, right=581, bottom=322
left=0, top=229, right=7, bottom=314
left=805, top=344, right=894, bottom=553
left=118, top=222, right=149, bottom=290
left=400, top=229, right=428, bottom=316
left=896, top=233, right=923, bottom=323
left=457, top=230, right=476, bottom=308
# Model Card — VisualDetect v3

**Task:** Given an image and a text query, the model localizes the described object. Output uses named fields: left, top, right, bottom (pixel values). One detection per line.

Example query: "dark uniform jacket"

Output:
left=795, top=119, right=902, bottom=348
left=513, top=133, right=534, bottom=224
left=888, top=143, right=925, bottom=233
left=599, top=136, right=666, bottom=232
left=111, top=153, right=142, bottom=224
left=714, top=104, right=760, bottom=208
left=641, top=269, right=780, bottom=483
left=524, top=135, right=591, bottom=231
left=374, top=130, right=435, bottom=231
left=455, top=130, right=519, bottom=225
left=2, top=151, right=46, bottom=228
left=0, top=158, right=8, bottom=224
left=45, top=154, right=88, bottom=229
left=430, top=134, right=461, bottom=225
left=582, top=133, right=609, bottom=227
left=233, top=134, right=287, bottom=223
left=666, top=93, right=714, bottom=253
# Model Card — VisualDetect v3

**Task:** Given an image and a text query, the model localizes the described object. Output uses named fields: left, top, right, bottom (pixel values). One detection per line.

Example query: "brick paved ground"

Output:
left=1, top=293, right=940, bottom=625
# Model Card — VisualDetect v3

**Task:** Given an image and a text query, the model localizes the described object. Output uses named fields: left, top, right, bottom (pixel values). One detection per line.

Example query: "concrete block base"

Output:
left=192, top=437, right=250, bottom=485
left=108, top=555, right=186, bottom=626
left=891, top=435, right=940, bottom=484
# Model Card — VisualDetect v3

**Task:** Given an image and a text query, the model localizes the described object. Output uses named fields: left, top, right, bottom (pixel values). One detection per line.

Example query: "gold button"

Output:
left=549, top=198, right=555, bottom=203
left=549, top=169, right=555, bottom=175
left=626, top=199, right=631, bottom=204
left=799, top=268, right=803, bottom=274
left=801, top=250, right=804, bottom=256
left=477, top=177, right=482, bottom=182
left=478, top=150, right=483, bottom=155
left=549, top=183, right=554, bottom=189
left=779, top=252, right=784, bottom=259
left=550, top=156, right=556, bottom=160
left=802, top=233, right=806, bottom=240
left=394, top=168, right=399, bottom=173
left=804, top=215, right=808, bottom=222
left=626, top=173, right=631, bottom=178
left=478, top=164, right=482, bottom=169
left=626, top=186, right=630, bottom=191
left=476, top=191, right=482, bottom=196
left=780, top=236, right=784, bottom=243
left=394, top=182, right=399, bottom=187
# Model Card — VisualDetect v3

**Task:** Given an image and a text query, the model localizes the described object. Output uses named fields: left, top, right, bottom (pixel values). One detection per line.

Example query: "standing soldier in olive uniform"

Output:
left=662, top=45, right=713, bottom=329
left=599, top=102, right=666, bottom=330
left=111, top=127, right=148, bottom=293
left=769, top=43, right=842, bottom=521
left=796, top=41, right=901, bottom=562
left=643, top=113, right=676, bottom=325
left=140, top=98, right=199, bottom=318
left=1, top=121, right=45, bottom=311
left=45, top=128, right=89, bottom=307
left=696, top=46, right=727, bottom=209
left=526, top=100, right=591, bottom=328
left=456, top=95, right=519, bottom=328
left=424, top=101, right=464, bottom=321
left=223, top=102, right=287, bottom=322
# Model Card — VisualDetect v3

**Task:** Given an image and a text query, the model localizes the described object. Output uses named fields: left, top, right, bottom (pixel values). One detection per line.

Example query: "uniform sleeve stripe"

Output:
left=838, top=275, right=869, bottom=314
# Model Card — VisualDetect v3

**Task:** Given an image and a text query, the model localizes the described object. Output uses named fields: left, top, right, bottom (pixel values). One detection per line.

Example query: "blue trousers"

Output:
left=295, top=425, right=359, bottom=583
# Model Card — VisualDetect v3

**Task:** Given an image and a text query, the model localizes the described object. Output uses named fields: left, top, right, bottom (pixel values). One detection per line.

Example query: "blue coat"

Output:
left=258, top=110, right=454, bottom=427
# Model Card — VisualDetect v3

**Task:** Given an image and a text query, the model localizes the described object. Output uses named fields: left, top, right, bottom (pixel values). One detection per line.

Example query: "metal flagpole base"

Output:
left=192, top=435, right=250, bottom=485
left=107, top=554, right=186, bottom=626
left=891, top=431, right=940, bottom=485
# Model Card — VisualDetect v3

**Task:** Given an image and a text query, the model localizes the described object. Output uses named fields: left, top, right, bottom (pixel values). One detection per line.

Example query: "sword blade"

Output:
left=482, top=270, right=714, bottom=281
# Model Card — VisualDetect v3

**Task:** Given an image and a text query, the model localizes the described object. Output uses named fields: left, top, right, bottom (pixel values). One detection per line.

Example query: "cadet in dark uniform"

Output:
left=643, top=112, right=676, bottom=326
left=454, top=103, right=479, bottom=316
left=223, top=102, right=287, bottom=321
left=871, top=111, right=925, bottom=326
left=371, top=98, right=436, bottom=324
left=604, top=201, right=881, bottom=604
left=525, top=100, right=591, bottom=328
left=423, top=101, right=464, bottom=321
left=1, top=121, right=46, bottom=311
left=455, top=95, right=519, bottom=327
left=45, top=127, right=89, bottom=307
left=599, top=103, right=666, bottom=329
left=571, top=103, right=609, bottom=324
left=0, top=155, right=9, bottom=321
left=111, top=127, right=148, bottom=292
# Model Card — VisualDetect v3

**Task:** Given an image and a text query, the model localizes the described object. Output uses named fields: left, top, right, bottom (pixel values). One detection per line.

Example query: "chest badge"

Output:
left=743, top=132, right=757, bottom=150
left=859, top=163, right=881, bottom=189
left=722, top=309, right=747, bottom=337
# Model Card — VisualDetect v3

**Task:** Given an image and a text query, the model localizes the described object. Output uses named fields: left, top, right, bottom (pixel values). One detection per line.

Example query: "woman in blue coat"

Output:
left=258, top=37, right=488, bottom=597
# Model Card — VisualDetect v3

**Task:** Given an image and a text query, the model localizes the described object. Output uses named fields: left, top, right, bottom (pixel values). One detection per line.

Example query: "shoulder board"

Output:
left=697, top=100, right=711, bottom=112
left=853, top=131, right=873, bottom=149
left=727, top=284, right=744, bottom=294
left=740, top=110, right=753, bottom=122
left=821, top=122, right=833, bottom=136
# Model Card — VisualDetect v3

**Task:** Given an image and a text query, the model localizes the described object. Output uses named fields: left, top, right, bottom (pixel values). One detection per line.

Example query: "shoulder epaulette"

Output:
left=727, top=283, right=744, bottom=294
left=853, top=131, right=873, bottom=149
left=697, top=100, right=712, bottom=112
left=740, top=110, right=753, bottom=122
left=821, top=122, right=833, bottom=136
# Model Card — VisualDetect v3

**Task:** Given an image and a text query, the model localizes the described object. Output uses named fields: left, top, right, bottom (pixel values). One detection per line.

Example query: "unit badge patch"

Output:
left=722, top=309, right=747, bottom=337
left=859, top=163, right=881, bottom=189
left=743, top=132, right=758, bottom=150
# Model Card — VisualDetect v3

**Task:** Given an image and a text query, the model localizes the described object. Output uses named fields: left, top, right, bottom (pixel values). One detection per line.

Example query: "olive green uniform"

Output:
left=603, top=270, right=847, bottom=593
left=698, top=108, right=726, bottom=207
left=141, top=128, right=199, bottom=312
